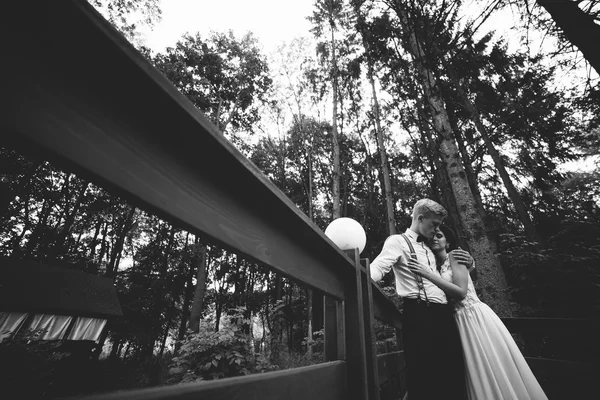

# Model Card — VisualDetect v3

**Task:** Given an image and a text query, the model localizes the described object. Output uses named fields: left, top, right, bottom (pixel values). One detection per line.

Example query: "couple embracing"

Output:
left=370, top=199, right=547, bottom=400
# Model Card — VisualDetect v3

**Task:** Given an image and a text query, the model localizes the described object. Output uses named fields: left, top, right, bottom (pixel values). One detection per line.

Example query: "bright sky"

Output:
left=136, top=0, right=596, bottom=175
left=140, top=0, right=315, bottom=53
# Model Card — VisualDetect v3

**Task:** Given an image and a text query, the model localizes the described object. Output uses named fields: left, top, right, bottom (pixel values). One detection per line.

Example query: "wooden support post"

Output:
left=324, top=295, right=345, bottom=361
left=395, top=328, right=403, bottom=352
left=341, top=248, right=379, bottom=400
left=343, top=248, right=368, bottom=400
left=395, top=327, right=407, bottom=398
left=361, top=258, right=380, bottom=400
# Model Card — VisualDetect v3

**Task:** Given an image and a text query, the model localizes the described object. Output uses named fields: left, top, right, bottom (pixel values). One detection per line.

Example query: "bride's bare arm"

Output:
left=448, top=253, right=468, bottom=298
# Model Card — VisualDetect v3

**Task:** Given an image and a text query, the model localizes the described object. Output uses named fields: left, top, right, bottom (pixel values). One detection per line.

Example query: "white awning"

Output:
left=27, top=314, right=73, bottom=340
left=0, top=312, right=28, bottom=342
left=67, top=317, right=107, bottom=341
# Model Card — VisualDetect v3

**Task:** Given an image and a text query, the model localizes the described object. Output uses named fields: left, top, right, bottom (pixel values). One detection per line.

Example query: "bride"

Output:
left=407, top=225, right=548, bottom=400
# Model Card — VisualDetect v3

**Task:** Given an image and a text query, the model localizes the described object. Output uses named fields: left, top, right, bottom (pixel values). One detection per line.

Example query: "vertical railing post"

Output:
left=361, top=257, right=380, bottom=400
left=395, top=327, right=407, bottom=397
left=342, top=248, right=368, bottom=400
left=324, top=295, right=345, bottom=361
left=331, top=248, right=379, bottom=400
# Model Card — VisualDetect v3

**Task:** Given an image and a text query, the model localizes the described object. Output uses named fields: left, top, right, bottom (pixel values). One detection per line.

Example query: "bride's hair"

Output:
left=439, top=225, right=459, bottom=252
left=434, top=225, right=459, bottom=272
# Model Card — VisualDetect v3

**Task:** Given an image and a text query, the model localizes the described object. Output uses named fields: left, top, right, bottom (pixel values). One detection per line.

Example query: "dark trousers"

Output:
left=402, top=298, right=468, bottom=400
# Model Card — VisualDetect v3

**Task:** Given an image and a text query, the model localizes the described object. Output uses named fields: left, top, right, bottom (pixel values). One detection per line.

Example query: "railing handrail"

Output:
left=73, top=361, right=348, bottom=400
left=3, top=0, right=402, bottom=329
left=501, top=317, right=600, bottom=332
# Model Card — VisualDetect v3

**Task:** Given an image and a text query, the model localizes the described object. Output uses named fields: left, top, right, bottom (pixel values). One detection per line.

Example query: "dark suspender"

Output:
left=401, top=234, right=429, bottom=305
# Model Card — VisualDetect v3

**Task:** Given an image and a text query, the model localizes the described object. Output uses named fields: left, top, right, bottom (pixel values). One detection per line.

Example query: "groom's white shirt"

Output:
left=370, top=228, right=447, bottom=304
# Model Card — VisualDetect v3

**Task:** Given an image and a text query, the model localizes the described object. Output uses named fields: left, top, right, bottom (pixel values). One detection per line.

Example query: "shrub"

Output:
left=167, top=307, right=255, bottom=383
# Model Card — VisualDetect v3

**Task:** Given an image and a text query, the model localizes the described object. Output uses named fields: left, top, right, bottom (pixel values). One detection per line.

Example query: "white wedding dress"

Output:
left=440, top=259, right=548, bottom=400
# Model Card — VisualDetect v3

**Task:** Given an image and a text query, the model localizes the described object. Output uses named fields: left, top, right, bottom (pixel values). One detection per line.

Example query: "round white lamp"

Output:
left=324, top=217, right=367, bottom=254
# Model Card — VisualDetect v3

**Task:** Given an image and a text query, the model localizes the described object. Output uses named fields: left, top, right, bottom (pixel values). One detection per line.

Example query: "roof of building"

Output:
left=0, top=258, right=123, bottom=318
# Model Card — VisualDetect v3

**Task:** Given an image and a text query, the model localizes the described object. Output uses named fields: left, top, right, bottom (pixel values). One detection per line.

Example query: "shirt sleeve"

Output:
left=370, top=236, right=405, bottom=282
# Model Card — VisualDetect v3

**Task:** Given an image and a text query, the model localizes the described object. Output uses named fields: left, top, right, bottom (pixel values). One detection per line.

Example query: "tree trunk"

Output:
left=97, top=222, right=109, bottom=265
left=448, top=114, right=487, bottom=219
left=215, top=294, right=223, bottom=332
left=73, top=229, right=84, bottom=253
left=536, top=0, right=600, bottom=76
left=88, top=219, right=102, bottom=261
left=446, top=63, right=543, bottom=246
left=109, top=337, right=122, bottom=360
left=330, top=19, right=341, bottom=220
left=53, top=180, right=88, bottom=257
left=159, top=321, right=170, bottom=357
left=423, top=121, right=466, bottom=243
left=272, top=272, right=283, bottom=350
left=354, top=0, right=394, bottom=233
left=357, top=129, right=373, bottom=224
left=52, top=173, right=72, bottom=233
left=188, top=239, right=208, bottom=333
left=11, top=194, right=31, bottom=256
left=394, top=1, right=512, bottom=316
left=106, top=206, right=136, bottom=278
left=176, top=236, right=195, bottom=352
left=308, top=150, right=314, bottom=220
left=369, top=70, right=396, bottom=234
left=25, top=199, right=51, bottom=255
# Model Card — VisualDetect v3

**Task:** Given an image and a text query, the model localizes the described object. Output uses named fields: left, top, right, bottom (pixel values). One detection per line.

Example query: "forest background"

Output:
left=1, top=0, right=599, bottom=398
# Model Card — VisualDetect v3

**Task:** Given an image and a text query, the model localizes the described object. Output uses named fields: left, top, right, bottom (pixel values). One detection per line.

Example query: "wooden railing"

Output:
left=2, top=1, right=405, bottom=399
left=4, top=2, right=597, bottom=400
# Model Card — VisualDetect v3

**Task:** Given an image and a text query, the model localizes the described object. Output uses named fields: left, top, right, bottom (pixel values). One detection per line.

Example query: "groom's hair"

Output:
left=412, top=198, right=448, bottom=220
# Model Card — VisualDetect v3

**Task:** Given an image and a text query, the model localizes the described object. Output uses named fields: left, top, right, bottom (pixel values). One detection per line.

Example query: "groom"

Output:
left=370, top=199, right=472, bottom=400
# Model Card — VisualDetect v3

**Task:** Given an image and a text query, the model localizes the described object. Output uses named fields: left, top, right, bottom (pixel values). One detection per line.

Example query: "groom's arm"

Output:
left=370, top=236, right=403, bottom=282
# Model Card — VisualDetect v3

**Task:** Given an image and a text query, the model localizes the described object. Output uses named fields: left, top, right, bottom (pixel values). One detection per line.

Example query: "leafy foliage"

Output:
left=151, top=31, right=272, bottom=136
left=167, top=307, right=255, bottom=383
left=89, top=0, right=161, bottom=47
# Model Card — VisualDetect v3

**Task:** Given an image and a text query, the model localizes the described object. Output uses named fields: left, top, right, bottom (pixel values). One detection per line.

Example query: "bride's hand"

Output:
left=406, top=255, right=429, bottom=278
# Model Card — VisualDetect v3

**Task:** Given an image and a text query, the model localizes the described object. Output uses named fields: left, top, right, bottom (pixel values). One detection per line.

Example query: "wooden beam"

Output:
left=1, top=0, right=404, bottom=324
left=75, top=361, right=347, bottom=400
left=2, top=0, right=354, bottom=299
left=525, top=357, right=598, bottom=379
left=501, top=318, right=600, bottom=333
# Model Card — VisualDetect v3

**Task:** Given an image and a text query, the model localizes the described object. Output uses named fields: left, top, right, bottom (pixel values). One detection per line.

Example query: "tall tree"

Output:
left=353, top=0, right=397, bottom=234
left=188, top=237, right=208, bottom=333
left=387, top=0, right=513, bottom=316
left=443, top=53, right=543, bottom=245
left=152, top=31, right=272, bottom=136
left=151, top=32, right=272, bottom=338
left=310, top=0, right=346, bottom=219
